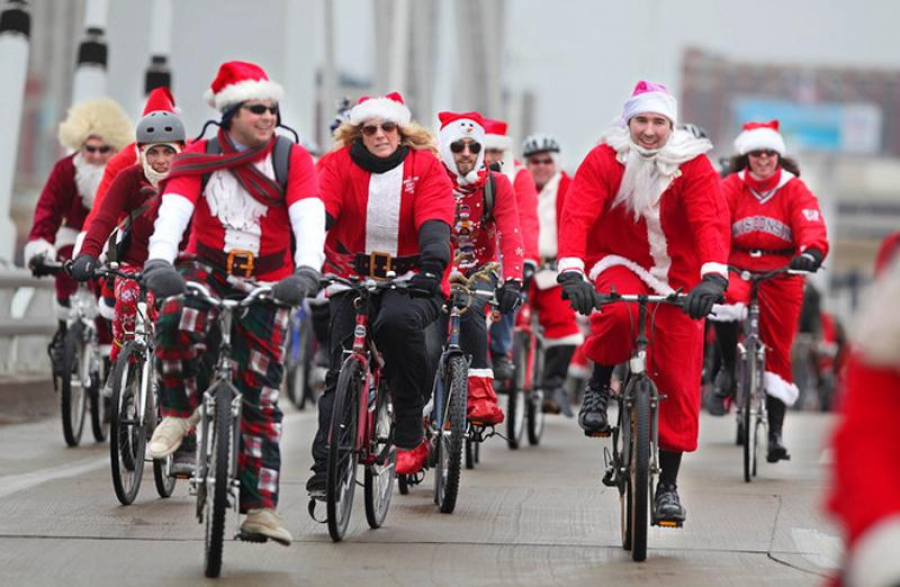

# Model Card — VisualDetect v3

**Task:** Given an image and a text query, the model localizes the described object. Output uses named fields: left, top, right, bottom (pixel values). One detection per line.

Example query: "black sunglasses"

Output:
left=748, top=149, right=778, bottom=158
left=450, top=140, right=482, bottom=154
left=242, top=103, right=279, bottom=115
left=84, top=145, right=111, bottom=154
left=362, top=121, right=398, bottom=136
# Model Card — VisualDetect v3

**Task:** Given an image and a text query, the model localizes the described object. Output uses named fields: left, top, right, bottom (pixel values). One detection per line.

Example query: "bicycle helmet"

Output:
left=677, top=123, right=709, bottom=140
left=521, top=133, right=560, bottom=157
left=136, top=110, right=186, bottom=145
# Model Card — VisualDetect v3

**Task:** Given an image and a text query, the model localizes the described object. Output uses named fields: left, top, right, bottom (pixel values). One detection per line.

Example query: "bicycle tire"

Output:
left=151, top=370, right=177, bottom=498
left=109, top=343, right=145, bottom=505
left=506, top=333, right=527, bottom=449
left=526, top=335, right=545, bottom=446
left=326, top=356, right=362, bottom=542
left=397, top=474, right=410, bottom=495
left=286, top=313, right=315, bottom=410
left=61, top=323, right=88, bottom=447
left=616, top=404, right=633, bottom=551
left=464, top=435, right=475, bottom=470
left=630, top=380, right=651, bottom=562
left=742, top=342, right=757, bottom=483
left=435, top=355, right=467, bottom=514
left=204, top=384, right=232, bottom=578
left=89, top=355, right=109, bottom=443
left=364, top=383, right=395, bottom=529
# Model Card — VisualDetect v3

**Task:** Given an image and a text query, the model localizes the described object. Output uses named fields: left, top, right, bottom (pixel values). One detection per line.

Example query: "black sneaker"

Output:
left=766, top=432, right=790, bottom=463
left=491, top=353, right=514, bottom=382
left=654, top=482, right=686, bottom=525
left=306, top=471, right=326, bottom=498
left=707, top=368, right=734, bottom=416
left=578, top=384, right=610, bottom=434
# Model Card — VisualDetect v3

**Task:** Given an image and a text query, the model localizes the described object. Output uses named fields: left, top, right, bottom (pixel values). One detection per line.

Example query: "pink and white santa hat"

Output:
left=483, top=118, right=513, bottom=151
left=621, top=80, right=678, bottom=125
left=205, top=60, right=284, bottom=112
left=438, top=111, right=486, bottom=185
left=734, top=120, right=786, bottom=156
left=349, top=91, right=412, bottom=126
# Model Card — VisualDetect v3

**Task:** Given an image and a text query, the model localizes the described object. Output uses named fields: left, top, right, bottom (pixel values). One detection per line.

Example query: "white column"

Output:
left=281, top=0, right=317, bottom=148
left=387, top=0, right=410, bottom=93
left=0, top=0, right=30, bottom=263
left=71, top=0, right=109, bottom=105
left=143, top=0, right=172, bottom=96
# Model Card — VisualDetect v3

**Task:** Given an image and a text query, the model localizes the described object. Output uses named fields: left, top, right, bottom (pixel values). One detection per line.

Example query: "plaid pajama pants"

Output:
left=155, top=258, right=290, bottom=511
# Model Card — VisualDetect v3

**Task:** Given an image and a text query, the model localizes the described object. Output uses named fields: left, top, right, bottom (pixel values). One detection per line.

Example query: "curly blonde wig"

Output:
left=58, top=97, right=134, bottom=152
left=331, top=120, right=439, bottom=156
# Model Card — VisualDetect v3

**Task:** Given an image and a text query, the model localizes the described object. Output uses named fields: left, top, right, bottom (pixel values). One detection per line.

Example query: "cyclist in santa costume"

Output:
left=708, top=120, right=828, bottom=465
left=556, top=81, right=730, bottom=525
left=438, top=110, right=525, bottom=426
left=143, top=61, right=325, bottom=546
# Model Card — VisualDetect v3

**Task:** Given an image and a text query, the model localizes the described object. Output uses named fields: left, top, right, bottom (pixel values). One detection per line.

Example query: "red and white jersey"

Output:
left=558, top=143, right=729, bottom=293
left=318, top=146, right=455, bottom=277
left=148, top=137, right=324, bottom=281
left=722, top=169, right=829, bottom=270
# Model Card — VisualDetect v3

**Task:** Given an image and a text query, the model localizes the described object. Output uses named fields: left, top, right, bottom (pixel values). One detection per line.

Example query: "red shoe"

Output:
left=396, top=440, right=430, bottom=475
left=467, top=373, right=504, bottom=425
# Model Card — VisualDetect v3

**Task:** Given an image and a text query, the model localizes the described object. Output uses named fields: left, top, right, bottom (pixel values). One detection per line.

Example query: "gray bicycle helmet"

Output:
left=136, top=110, right=186, bottom=145
left=677, top=123, right=709, bottom=140
left=521, top=133, right=560, bottom=157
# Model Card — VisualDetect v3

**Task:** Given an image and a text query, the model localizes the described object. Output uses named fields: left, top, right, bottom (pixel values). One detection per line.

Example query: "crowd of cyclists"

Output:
left=20, top=58, right=900, bottom=585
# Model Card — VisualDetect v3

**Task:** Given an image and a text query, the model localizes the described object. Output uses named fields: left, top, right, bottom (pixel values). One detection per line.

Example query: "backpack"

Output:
left=200, top=134, right=294, bottom=193
left=483, top=171, right=495, bottom=223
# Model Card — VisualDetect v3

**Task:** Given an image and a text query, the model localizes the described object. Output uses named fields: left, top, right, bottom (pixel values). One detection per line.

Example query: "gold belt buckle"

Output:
left=226, top=250, right=255, bottom=277
left=369, top=251, right=392, bottom=278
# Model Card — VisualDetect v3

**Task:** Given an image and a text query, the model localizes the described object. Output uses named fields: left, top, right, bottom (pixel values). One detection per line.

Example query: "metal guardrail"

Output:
left=1, top=268, right=58, bottom=375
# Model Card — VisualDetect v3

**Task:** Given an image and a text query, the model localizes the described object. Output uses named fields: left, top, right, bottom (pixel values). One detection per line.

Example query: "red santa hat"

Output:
left=621, top=80, right=677, bottom=125
left=348, top=91, right=412, bottom=126
left=142, top=86, right=177, bottom=115
left=204, top=60, right=284, bottom=112
left=438, top=111, right=486, bottom=185
left=734, top=120, right=787, bottom=156
left=483, top=117, right=513, bottom=151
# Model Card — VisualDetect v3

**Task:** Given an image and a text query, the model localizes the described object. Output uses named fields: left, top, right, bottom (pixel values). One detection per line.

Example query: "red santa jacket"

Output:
left=81, top=164, right=157, bottom=267
left=319, top=146, right=455, bottom=282
left=147, top=137, right=323, bottom=281
left=536, top=170, right=571, bottom=263
left=449, top=170, right=524, bottom=281
left=27, top=154, right=90, bottom=255
left=558, top=143, right=729, bottom=292
left=722, top=169, right=829, bottom=271
left=85, top=144, right=138, bottom=230
left=511, top=165, right=539, bottom=263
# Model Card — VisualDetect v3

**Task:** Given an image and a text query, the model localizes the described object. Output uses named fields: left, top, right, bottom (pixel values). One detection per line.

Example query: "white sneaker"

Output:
left=148, top=412, right=198, bottom=459
left=240, top=508, right=292, bottom=546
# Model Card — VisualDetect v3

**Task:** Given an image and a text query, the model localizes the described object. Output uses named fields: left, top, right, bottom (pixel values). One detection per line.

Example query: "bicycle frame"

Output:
left=344, top=294, right=385, bottom=467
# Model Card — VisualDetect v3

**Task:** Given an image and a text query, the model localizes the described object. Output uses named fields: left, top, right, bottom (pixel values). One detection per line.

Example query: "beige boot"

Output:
left=148, top=411, right=199, bottom=459
left=241, top=508, right=292, bottom=546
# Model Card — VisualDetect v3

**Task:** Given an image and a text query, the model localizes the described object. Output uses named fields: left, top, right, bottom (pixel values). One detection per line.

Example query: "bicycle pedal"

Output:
left=237, top=530, right=269, bottom=543
left=654, top=520, right=683, bottom=529
left=584, top=430, right=611, bottom=438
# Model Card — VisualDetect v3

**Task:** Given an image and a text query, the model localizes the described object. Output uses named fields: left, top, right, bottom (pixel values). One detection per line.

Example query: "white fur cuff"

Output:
left=701, top=262, right=729, bottom=279
left=764, top=371, right=799, bottom=407
left=557, top=257, right=585, bottom=274
left=24, top=239, right=56, bottom=266
left=468, top=368, right=494, bottom=379
left=708, top=303, right=747, bottom=323
left=847, top=515, right=900, bottom=587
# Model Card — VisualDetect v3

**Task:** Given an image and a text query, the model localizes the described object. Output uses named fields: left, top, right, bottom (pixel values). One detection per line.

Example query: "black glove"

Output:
left=407, top=270, right=442, bottom=299
left=789, top=247, right=823, bottom=272
left=70, top=254, right=100, bottom=282
left=28, top=255, right=56, bottom=278
left=557, top=271, right=599, bottom=316
left=142, top=259, right=185, bottom=299
left=522, top=260, right=537, bottom=289
left=684, top=273, right=728, bottom=319
left=495, top=280, right=523, bottom=314
left=272, top=266, right=321, bottom=305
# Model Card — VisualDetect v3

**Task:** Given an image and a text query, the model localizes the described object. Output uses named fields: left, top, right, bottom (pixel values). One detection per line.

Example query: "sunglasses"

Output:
left=83, top=145, right=111, bottom=154
left=362, top=121, right=399, bottom=136
left=242, top=103, right=279, bottom=115
left=528, top=157, right=554, bottom=166
left=449, top=141, right=482, bottom=154
left=748, top=149, right=778, bottom=158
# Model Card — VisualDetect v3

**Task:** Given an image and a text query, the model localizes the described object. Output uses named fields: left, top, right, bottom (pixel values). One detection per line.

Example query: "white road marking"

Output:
left=0, top=457, right=107, bottom=500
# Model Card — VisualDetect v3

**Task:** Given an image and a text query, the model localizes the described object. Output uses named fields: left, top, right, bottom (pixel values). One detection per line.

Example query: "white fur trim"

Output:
left=365, top=164, right=404, bottom=256
left=73, top=231, right=86, bottom=256
left=147, top=193, right=195, bottom=263
left=622, top=90, right=677, bottom=124
left=557, top=257, right=585, bottom=274
left=468, top=368, right=494, bottom=378
left=289, top=198, right=326, bottom=270
left=544, top=333, right=585, bottom=347
left=764, top=370, right=799, bottom=407
left=853, top=254, right=900, bottom=366
left=484, top=133, right=512, bottom=151
left=55, top=227, right=78, bottom=250
left=439, top=118, right=486, bottom=185
left=348, top=97, right=411, bottom=126
left=24, top=239, right=56, bottom=266
left=98, top=297, right=115, bottom=320
left=846, top=515, right=900, bottom=587
left=701, top=262, right=729, bottom=279
left=206, top=78, right=284, bottom=112
left=644, top=206, right=672, bottom=284
left=734, top=127, right=786, bottom=156
left=538, top=171, right=561, bottom=259
left=588, top=255, right=675, bottom=295
left=708, top=302, right=747, bottom=323
left=568, top=362, right=591, bottom=379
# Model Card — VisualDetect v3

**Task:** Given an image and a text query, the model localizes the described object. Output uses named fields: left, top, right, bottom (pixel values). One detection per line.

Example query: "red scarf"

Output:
left=742, top=168, right=782, bottom=193
left=163, top=129, right=283, bottom=206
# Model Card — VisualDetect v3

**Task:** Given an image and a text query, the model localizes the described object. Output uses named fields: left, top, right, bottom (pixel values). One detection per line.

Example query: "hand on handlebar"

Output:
left=407, top=270, right=442, bottom=299
left=142, top=259, right=185, bottom=298
left=70, top=254, right=101, bottom=282
left=495, top=279, right=523, bottom=314
left=684, top=273, right=728, bottom=319
left=789, top=247, right=823, bottom=273
left=272, top=266, right=320, bottom=305
left=557, top=270, right=600, bottom=316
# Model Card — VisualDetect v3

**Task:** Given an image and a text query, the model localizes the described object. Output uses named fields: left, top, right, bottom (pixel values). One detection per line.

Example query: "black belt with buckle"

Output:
left=734, top=245, right=794, bottom=258
left=196, top=242, right=288, bottom=278
left=352, top=252, right=420, bottom=278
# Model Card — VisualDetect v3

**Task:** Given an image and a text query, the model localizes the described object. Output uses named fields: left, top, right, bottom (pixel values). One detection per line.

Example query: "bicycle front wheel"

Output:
left=109, top=343, right=146, bottom=505
left=326, top=356, right=362, bottom=542
left=364, top=383, right=395, bottom=529
left=505, top=334, right=527, bottom=449
left=435, top=356, right=467, bottom=514
left=90, top=353, right=109, bottom=443
left=204, top=384, right=233, bottom=578
left=526, top=335, right=545, bottom=446
left=741, top=345, right=758, bottom=483
left=61, top=323, right=88, bottom=447
left=629, top=380, right=651, bottom=562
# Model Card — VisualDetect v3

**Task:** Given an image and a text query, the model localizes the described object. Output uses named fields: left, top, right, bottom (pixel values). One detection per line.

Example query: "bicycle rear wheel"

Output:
left=109, top=343, right=145, bottom=505
left=505, top=334, right=527, bottom=449
left=327, top=356, right=362, bottom=541
left=204, top=384, right=233, bottom=578
left=435, top=356, right=467, bottom=513
left=61, top=323, right=88, bottom=447
left=742, top=344, right=758, bottom=483
left=629, top=380, right=651, bottom=562
left=526, top=335, right=545, bottom=446
left=364, top=383, right=395, bottom=529
left=90, top=354, right=109, bottom=443
left=615, top=400, right=633, bottom=551
left=285, top=311, right=315, bottom=410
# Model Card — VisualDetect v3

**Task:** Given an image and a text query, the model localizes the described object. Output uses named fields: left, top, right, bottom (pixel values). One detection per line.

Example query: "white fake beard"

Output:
left=612, top=146, right=668, bottom=221
left=73, top=152, right=105, bottom=209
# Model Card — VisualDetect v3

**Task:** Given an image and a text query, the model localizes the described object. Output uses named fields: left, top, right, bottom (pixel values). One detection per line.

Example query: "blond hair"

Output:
left=331, top=120, right=438, bottom=156
left=58, top=98, right=134, bottom=152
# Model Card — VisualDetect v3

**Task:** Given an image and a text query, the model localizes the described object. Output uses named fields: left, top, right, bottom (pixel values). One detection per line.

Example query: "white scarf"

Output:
left=73, top=152, right=105, bottom=210
left=137, top=143, right=181, bottom=188
left=603, top=127, right=712, bottom=221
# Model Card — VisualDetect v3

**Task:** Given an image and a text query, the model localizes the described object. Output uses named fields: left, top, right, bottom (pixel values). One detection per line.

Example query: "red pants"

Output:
left=105, top=268, right=156, bottom=362
left=724, top=274, right=804, bottom=405
left=530, top=284, right=582, bottom=344
left=585, top=266, right=704, bottom=452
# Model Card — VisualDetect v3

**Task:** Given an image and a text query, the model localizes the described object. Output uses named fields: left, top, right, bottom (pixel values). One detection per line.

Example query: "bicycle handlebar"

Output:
left=594, top=291, right=686, bottom=308
left=728, top=265, right=811, bottom=281
left=185, top=281, right=274, bottom=309
left=321, top=273, right=410, bottom=293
